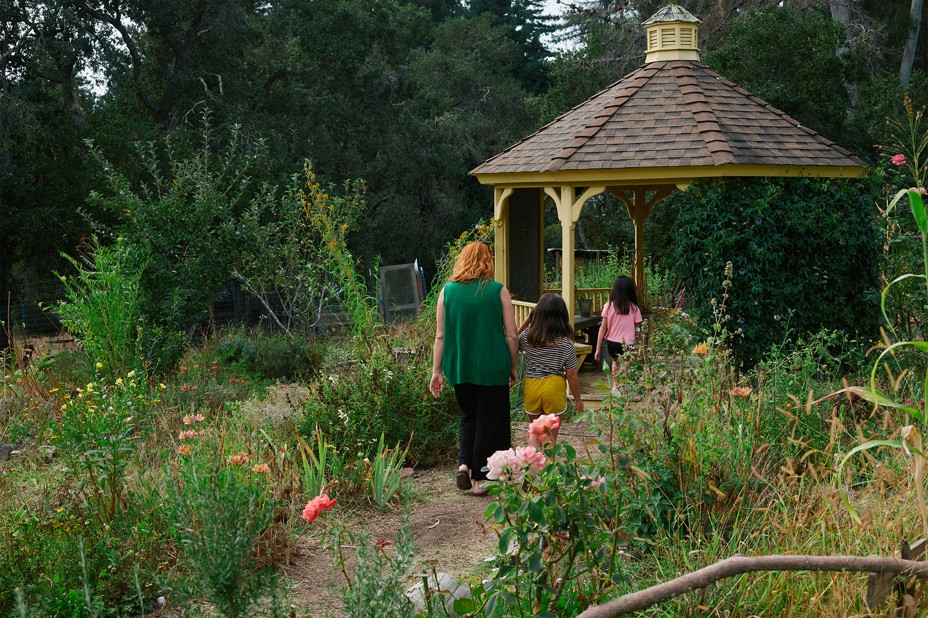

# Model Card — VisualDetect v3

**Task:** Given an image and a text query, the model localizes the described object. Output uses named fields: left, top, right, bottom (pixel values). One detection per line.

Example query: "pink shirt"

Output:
left=601, top=301, right=642, bottom=346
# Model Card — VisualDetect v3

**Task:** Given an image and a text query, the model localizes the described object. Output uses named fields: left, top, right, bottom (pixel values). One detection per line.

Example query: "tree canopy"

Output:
left=2, top=0, right=927, bottom=320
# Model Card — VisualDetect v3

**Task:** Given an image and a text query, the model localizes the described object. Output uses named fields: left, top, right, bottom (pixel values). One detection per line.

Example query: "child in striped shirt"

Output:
left=518, top=293, right=584, bottom=447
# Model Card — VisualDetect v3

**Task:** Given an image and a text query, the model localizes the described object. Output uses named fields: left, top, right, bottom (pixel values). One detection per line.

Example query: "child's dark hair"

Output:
left=609, top=276, right=639, bottom=315
left=527, top=293, right=574, bottom=347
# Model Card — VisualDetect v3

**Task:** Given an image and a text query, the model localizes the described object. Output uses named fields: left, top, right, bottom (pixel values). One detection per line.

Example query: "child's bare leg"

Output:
left=611, top=359, right=619, bottom=390
left=527, top=412, right=541, bottom=448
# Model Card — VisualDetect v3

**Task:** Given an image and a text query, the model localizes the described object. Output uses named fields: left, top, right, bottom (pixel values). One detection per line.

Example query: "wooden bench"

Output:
left=574, top=342, right=592, bottom=367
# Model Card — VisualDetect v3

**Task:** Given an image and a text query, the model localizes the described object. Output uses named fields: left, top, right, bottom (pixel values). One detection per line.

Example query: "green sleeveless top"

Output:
left=442, top=279, right=510, bottom=386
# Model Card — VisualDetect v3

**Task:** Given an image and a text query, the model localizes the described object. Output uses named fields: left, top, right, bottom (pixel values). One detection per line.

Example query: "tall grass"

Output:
left=55, top=238, right=144, bottom=378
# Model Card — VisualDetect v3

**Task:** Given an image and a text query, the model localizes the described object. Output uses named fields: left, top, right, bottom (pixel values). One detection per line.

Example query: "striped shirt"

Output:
left=519, top=331, right=578, bottom=379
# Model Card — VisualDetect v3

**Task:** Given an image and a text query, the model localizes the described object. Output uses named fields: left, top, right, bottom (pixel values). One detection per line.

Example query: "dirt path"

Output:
left=283, top=466, right=498, bottom=614
left=282, top=367, right=608, bottom=615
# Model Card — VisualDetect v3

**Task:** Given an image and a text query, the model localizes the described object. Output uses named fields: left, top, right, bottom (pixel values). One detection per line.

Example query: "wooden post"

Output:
left=632, top=188, right=648, bottom=301
left=866, top=538, right=926, bottom=613
left=557, top=185, right=577, bottom=325
left=549, top=185, right=606, bottom=324
left=493, top=187, right=512, bottom=287
left=614, top=187, right=673, bottom=310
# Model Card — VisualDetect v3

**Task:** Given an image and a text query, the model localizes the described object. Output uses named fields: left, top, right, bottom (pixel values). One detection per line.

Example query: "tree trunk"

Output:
left=901, top=0, right=925, bottom=89
left=59, top=60, right=90, bottom=131
left=829, top=0, right=860, bottom=107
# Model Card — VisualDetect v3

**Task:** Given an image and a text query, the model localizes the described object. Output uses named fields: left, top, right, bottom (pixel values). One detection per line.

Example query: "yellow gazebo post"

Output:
left=612, top=187, right=674, bottom=307
left=492, top=187, right=513, bottom=288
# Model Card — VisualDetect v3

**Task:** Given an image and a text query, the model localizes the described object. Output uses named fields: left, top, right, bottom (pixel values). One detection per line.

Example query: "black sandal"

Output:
left=456, top=470, right=472, bottom=490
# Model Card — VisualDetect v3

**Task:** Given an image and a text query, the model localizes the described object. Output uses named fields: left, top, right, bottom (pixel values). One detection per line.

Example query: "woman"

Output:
left=430, top=242, right=519, bottom=496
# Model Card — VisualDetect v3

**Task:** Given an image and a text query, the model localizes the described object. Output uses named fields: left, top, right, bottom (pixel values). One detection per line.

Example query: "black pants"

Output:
left=605, top=340, right=625, bottom=359
left=453, top=383, right=511, bottom=481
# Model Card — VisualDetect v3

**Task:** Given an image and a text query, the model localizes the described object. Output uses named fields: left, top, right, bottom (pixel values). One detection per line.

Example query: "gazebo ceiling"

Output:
left=471, top=59, right=867, bottom=185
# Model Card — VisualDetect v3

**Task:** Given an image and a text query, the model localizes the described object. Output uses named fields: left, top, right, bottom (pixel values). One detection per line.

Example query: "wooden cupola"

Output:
left=642, top=2, right=701, bottom=63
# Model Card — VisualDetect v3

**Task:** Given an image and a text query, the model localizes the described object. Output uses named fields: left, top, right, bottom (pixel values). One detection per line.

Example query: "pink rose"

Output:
left=581, top=475, right=606, bottom=489
left=486, top=448, right=519, bottom=481
left=515, top=446, right=546, bottom=474
left=528, top=414, right=561, bottom=444
left=301, top=494, right=336, bottom=523
left=486, top=447, right=547, bottom=481
left=892, top=154, right=907, bottom=166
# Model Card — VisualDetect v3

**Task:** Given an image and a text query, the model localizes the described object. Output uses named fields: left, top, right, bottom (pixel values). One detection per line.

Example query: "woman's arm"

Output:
left=565, top=368, right=584, bottom=414
left=429, top=289, right=445, bottom=398
left=500, top=286, right=520, bottom=387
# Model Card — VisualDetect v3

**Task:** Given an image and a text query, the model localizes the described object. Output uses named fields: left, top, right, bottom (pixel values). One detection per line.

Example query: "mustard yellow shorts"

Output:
left=524, top=375, right=567, bottom=416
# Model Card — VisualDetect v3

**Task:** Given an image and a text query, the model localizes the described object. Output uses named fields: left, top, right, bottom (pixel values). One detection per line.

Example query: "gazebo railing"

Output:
left=544, top=288, right=611, bottom=314
left=513, top=300, right=535, bottom=327
left=512, top=297, right=595, bottom=367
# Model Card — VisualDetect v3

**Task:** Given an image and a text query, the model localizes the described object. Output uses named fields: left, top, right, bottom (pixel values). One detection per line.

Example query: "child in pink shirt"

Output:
left=595, top=276, right=642, bottom=388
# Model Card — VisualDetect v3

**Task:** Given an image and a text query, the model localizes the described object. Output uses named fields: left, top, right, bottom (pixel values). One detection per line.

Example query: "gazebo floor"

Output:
left=576, top=361, right=612, bottom=408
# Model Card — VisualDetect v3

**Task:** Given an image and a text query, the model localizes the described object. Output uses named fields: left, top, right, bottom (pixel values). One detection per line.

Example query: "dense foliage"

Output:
left=669, top=176, right=882, bottom=365
left=703, top=5, right=862, bottom=150
left=5, top=0, right=928, bottom=303
left=6, top=1, right=928, bottom=616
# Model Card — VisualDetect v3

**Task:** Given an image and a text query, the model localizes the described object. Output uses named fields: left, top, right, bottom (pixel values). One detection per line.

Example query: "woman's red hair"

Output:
left=450, top=242, right=494, bottom=283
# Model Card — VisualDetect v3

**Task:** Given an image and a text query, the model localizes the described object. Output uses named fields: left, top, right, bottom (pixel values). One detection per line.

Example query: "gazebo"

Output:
left=470, top=3, right=867, bottom=327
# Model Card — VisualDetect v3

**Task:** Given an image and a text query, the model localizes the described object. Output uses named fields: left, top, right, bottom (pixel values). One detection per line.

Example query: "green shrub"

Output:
left=166, top=436, right=278, bottom=618
left=161, top=332, right=308, bottom=412
left=215, top=329, right=322, bottom=380
left=217, top=334, right=258, bottom=369
left=54, top=238, right=145, bottom=379
left=0, top=491, right=171, bottom=615
left=670, top=176, right=881, bottom=366
left=301, top=349, right=458, bottom=468
left=251, top=333, right=322, bottom=380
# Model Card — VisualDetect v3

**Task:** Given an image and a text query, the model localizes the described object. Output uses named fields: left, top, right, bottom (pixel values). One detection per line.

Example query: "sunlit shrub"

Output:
left=54, top=238, right=145, bottom=379
left=52, top=372, right=152, bottom=523
left=301, top=349, right=458, bottom=468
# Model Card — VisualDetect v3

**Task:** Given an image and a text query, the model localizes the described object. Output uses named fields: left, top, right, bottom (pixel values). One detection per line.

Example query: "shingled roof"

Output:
left=471, top=60, right=867, bottom=177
